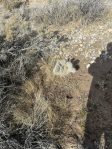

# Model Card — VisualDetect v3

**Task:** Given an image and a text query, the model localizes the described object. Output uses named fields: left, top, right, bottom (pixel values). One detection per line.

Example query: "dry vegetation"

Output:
left=0, top=0, right=112, bottom=149
left=0, top=0, right=25, bottom=10
left=30, top=0, right=107, bottom=26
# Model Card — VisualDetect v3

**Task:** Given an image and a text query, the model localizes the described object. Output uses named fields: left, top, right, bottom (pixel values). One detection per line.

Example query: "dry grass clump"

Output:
left=30, top=0, right=107, bottom=26
left=1, top=0, right=24, bottom=10
left=13, top=60, right=71, bottom=123
left=13, top=79, right=50, bottom=126
left=8, top=55, right=75, bottom=148
left=4, top=14, right=29, bottom=41
left=0, top=40, right=74, bottom=147
left=0, top=49, right=55, bottom=148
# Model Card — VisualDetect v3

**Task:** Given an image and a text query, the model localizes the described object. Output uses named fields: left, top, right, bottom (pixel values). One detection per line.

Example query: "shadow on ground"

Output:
left=83, top=42, right=112, bottom=149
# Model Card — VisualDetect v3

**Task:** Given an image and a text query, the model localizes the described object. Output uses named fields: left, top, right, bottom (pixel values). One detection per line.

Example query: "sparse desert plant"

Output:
left=13, top=76, right=50, bottom=126
left=30, top=0, right=107, bottom=26
left=8, top=54, right=75, bottom=148
left=79, top=0, right=106, bottom=23
left=0, top=47, right=56, bottom=148
left=1, top=0, right=24, bottom=10
left=4, top=14, right=29, bottom=41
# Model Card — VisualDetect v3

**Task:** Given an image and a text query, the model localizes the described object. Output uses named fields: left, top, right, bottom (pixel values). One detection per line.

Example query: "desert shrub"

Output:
left=0, top=31, right=67, bottom=148
left=0, top=49, right=75, bottom=148
left=13, top=87, right=51, bottom=126
left=0, top=45, right=55, bottom=148
left=4, top=14, right=29, bottom=41
left=45, top=0, right=81, bottom=25
left=12, top=88, right=56, bottom=148
left=30, top=0, right=106, bottom=26
left=1, top=0, right=24, bottom=10
left=79, top=0, right=105, bottom=22
left=30, top=0, right=80, bottom=25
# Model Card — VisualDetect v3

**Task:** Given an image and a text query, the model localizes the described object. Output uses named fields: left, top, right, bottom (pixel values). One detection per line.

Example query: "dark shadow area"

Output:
left=83, top=42, right=112, bottom=149
left=70, top=58, right=80, bottom=70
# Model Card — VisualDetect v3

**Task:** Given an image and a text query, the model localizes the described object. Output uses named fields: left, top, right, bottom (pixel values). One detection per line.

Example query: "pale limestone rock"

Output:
left=53, top=59, right=76, bottom=76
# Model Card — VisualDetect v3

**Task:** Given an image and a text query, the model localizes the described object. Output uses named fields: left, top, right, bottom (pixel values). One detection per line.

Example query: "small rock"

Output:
left=53, top=59, right=76, bottom=76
